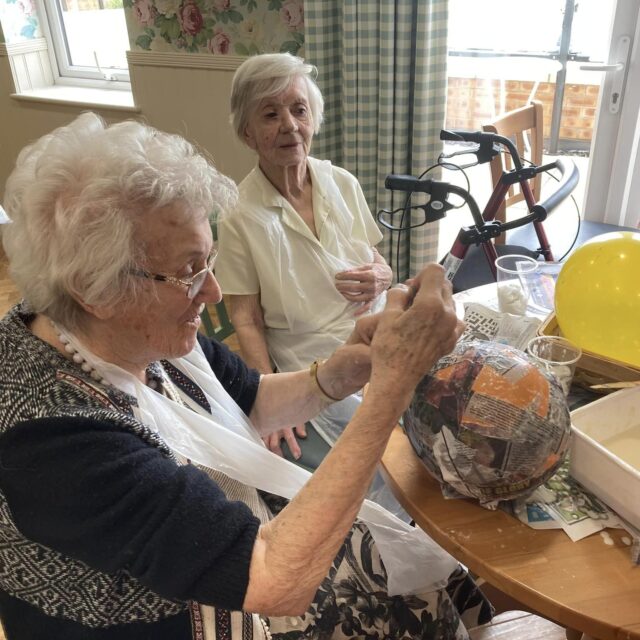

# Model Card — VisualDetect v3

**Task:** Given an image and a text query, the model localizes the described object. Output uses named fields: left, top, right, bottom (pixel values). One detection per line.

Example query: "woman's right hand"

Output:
left=367, top=264, right=464, bottom=407
left=244, top=264, right=463, bottom=617
left=316, top=264, right=463, bottom=410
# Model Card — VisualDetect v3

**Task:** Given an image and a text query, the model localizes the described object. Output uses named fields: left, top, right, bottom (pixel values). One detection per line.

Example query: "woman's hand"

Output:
left=263, top=425, right=307, bottom=459
left=334, top=248, right=392, bottom=314
left=367, top=264, right=464, bottom=407
left=318, top=265, right=463, bottom=402
left=244, top=268, right=462, bottom=617
left=311, top=311, right=382, bottom=400
left=334, top=261, right=393, bottom=303
left=251, top=265, right=462, bottom=445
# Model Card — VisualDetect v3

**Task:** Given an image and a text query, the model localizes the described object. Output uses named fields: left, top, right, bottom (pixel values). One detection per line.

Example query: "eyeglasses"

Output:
left=131, top=250, right=217, bottom=299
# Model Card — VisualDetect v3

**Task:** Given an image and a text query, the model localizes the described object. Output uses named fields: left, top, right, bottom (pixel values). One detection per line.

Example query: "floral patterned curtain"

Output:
left=304, top=0, right=448, bottom=281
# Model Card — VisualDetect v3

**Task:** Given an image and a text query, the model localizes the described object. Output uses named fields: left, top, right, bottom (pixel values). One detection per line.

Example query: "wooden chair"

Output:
left=482, top=100, right=544, bottom=243
left=200, top=219, right=234, bottom=342
left=485, top=103, right=638, bottom=259
left=200, top=301, right=234, bottom=342
left=450, top=100, right=637, bottom=291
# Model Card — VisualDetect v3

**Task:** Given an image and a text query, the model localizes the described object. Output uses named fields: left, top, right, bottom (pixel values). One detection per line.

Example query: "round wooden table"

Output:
left=381, top=426, right=640, bottom=640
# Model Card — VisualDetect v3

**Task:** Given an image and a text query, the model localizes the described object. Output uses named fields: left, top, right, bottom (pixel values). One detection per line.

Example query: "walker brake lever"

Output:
left=420, top=182, right=455, bottom=222
left=440, top=140, right=501, bottom=167
left=383, top=175, right=455, bottom=223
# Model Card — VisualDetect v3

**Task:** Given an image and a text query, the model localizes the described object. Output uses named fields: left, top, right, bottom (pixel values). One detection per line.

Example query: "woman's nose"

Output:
left=197, top=270, right=223, bottom=305
left=280, top=111, right=298, bottom=132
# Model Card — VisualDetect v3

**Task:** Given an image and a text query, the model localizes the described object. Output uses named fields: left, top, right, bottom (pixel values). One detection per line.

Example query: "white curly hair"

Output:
left=2, top=112, right=237, bottom=330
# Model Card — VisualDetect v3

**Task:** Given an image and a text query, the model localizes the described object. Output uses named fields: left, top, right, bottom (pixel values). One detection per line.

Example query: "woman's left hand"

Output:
left=312, top=312, right=382, bottom=400
left=263, top=425, right=307, bottom=459
left=334, top=261, right=393, bottom=304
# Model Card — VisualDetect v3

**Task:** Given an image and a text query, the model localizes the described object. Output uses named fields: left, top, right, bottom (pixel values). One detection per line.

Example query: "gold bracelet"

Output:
left=309, top=359, right=341, bottom=403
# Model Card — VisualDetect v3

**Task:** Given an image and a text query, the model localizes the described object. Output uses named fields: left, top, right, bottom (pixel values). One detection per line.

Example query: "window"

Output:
left=41, top=0, right=130, bottom=84
left=448, top=0, right=609, bottom=60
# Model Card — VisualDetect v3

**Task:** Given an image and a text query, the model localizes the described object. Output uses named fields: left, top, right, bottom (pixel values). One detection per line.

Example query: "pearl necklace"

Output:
left=53, top=321, right=180, bottom=402
left=151, top=369, right=185, bottom=405
left=55, top=325, right=108, bottom=385
left=260, top=616, right=272, bottom=640
left=52, top=324, right=274, bottom=636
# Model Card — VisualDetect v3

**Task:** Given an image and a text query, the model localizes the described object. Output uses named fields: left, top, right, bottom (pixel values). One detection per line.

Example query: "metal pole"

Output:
left=549, top=0, right=577, bottom=153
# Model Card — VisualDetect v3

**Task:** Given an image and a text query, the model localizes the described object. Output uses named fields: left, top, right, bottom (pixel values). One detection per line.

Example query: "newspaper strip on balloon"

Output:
left=457, top=302, right=640, bottom=561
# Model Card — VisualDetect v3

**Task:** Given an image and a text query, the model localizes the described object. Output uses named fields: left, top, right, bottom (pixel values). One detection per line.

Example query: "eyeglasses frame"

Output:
left=130, top=250, right=217, bottom=299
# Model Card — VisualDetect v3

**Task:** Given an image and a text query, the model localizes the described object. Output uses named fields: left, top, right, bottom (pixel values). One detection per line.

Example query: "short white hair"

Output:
left=2, top=112, right=237, bottom=331
left=230, top=53, right=324, bottom=141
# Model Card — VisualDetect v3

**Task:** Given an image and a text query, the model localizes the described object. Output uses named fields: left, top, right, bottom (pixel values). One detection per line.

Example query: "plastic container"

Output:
left=570, top=386, right=640, bottom=529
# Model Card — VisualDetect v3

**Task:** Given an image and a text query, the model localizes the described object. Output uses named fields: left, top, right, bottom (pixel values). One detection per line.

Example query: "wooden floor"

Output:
left=0, top=254, right=571, bottom=640
left=469, top=611, right=567, bottom=639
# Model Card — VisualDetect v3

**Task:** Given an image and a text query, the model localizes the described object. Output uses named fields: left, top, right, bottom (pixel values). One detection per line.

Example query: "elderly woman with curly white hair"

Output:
left=215, top=53, right=397, bottom=487
left=0, top=113, right=493, bottom=639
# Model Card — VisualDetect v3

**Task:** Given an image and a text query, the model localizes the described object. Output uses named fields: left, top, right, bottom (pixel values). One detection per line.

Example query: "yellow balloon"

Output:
left=554, top=231, right=640, bottom=368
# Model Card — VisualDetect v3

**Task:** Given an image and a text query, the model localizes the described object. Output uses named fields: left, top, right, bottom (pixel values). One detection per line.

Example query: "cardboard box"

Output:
left=538, top=314, right=640, bottom=387
left=570, top=386, right=640, bottom=529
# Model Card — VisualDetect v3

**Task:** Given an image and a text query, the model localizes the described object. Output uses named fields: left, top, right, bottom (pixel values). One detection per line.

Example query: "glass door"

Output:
left=441, top=0, right=624, bottom=254
left=582, top=0, right=639, bottom=227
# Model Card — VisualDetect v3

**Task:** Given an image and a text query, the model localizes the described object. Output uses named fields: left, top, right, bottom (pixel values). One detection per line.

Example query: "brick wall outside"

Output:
left=446, top=77, right=600, bottom=144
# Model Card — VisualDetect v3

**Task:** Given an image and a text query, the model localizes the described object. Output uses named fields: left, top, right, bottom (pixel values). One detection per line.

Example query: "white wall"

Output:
left=127, top=55, right=254, bottom=182
left=0, top=50, right=256, bottom=200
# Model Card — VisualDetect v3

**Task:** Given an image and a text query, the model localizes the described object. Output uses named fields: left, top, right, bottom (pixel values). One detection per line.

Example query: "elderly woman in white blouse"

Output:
left=216, top=53, right=393, bottom=476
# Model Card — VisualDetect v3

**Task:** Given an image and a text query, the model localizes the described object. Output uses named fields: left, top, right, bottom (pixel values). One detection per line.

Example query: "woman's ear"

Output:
left=243, top=124, right=257, bottom=151
left=71, top=292, right=117, bottom=320
left=74, top=296, right=118, bottom=321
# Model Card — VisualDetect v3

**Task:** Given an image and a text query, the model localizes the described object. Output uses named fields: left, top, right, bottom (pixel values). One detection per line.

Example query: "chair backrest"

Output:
left=199, top=218, right=235, bottom=342
left=200, top=300, right=235, bottom=342
left=482, top=100, right=544, bottom=228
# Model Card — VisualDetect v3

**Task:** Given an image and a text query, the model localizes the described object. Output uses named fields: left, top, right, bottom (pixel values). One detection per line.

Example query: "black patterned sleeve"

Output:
left=0, top=417, right=260, bottom=610
left=196, top=333, right=260, bottom=415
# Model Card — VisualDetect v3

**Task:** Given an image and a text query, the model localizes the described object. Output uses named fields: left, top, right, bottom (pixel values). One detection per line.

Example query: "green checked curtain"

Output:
left=304, top=0, right=448, bottom=282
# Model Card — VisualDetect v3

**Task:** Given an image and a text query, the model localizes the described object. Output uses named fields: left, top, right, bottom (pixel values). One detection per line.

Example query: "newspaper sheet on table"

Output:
left=461, top=302, right=542, bottom=351
left=508, top=461, right=640, bottom=562
left=507, top=459, right=624, bottom=541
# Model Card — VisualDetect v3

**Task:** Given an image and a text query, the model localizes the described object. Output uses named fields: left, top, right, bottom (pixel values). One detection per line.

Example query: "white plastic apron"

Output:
left=65, top=333, right=457, bottom=598
left=246, top=160, right=387, bottom=374
left=245, top=162, right=399, bottom=514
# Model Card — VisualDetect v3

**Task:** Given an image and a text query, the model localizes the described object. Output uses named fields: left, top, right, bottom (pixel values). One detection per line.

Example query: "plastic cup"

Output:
left=527, top=335, right=582, bottom=396
left=495, top=254, right=538, bottom=315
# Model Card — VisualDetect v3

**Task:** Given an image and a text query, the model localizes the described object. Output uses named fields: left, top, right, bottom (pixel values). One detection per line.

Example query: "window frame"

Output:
left=38, top=0, right=131, bottom=86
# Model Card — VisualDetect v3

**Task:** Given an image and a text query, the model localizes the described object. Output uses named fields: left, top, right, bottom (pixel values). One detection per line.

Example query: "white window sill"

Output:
left=11, top=85, right=139, bottom=112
